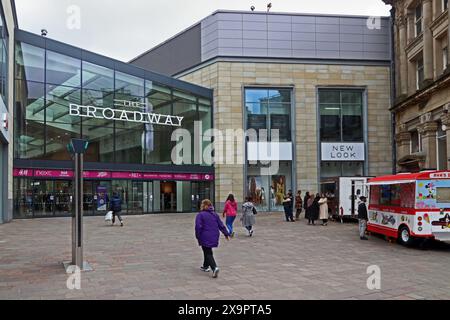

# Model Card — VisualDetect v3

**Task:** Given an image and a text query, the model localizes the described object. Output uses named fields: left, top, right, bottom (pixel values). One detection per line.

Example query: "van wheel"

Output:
left=398, top=226, right=414, bottom=246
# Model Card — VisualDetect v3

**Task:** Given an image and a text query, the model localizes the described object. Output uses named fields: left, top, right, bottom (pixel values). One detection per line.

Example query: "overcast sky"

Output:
left=15, top=0, right=392, bottom=62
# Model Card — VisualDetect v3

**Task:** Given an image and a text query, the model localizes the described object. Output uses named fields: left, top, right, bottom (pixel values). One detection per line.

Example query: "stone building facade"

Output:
left=384, top=0, right=450, bottom=172
left=132, top=10, right=393, bottom=211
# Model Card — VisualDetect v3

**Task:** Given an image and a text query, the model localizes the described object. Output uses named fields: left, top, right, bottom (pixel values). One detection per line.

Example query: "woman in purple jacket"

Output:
left=195, top=199, right=230, bottom=278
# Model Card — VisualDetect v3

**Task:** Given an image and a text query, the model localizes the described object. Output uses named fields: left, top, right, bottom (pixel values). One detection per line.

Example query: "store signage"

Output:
left=321, top=143, right=365, bottom=161
left=69, top=100, right=184, bottom=127
left=430, top=172, right=450, bottom=179
left=13, top=169, right=214, bottom=181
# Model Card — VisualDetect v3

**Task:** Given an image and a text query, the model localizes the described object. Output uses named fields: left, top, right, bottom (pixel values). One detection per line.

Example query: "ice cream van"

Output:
left=366, top=171, right=450, bottom=246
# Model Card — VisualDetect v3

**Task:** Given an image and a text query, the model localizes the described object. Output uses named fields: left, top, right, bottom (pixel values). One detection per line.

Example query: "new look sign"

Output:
left=321, top=143, right=365, bottom=161
left=69, top=100, right=183, bottom=127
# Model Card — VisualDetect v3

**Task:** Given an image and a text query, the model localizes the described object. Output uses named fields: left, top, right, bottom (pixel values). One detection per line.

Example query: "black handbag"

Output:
left=252, top=207, right=258, bottom=215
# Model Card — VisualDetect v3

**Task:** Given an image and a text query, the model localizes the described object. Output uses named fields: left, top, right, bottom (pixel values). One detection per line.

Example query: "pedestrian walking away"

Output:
left=223, top=194, right=238, bottom=238
left=241, top=197, right=257, bottom=237
left=195, top=199, right=230, bottom=278
left=358, top=196, right=369, bottom=240
left=318, top=193, right=329, bottom=226
left=110, top=192, right=124, bottom=227
left=282, top=190, right=294, bottom=222
left=295, top=190, right=303, bottom=221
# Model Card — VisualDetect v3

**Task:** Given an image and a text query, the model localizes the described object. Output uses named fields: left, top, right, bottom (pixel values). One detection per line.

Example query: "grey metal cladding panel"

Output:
left=268, top=15, right=292, bottom=23
left=340, top=51, right=365, bottom=59
left=339, top=24, right=365, bottom=34
left=292, top=32, right=315, bottom=41
left=244, top=39, right=268, bottom=49
left=243, top=48, right=268, bottom=56
left=218, top=47, right=244, bottom=56
left=268, top=40, right=292, bottom=49
left=364, top=42, right=389, bottom=53
left=292, top=40, right=315, bottom=50
left=340, top=33, right=364, bottom=42
left=364, top=34, right=389, bottom=44
left=364, top=51, right=389, bottom=60
left=242, top=13, right=267, bottom=22
left=316, top=16, right=340, bottom=24
left=316, top=24, right=339, bottom=34
left=268, top=31, right=291, bottom=40
left=243, top=21, right=267, bottom=31
left=316, top=50, right=340, bottom=59
left=203, top=48, right=219, bottom=61
left=203, top=29, right=219, bottom=45
left=202, top=15, right=218, bottom=29
left=339, top=17, right=366, bottom=26
left=243, top=30, right=267, bottom=40
left=268, top=22, right=291, bottom=32
left=291, top=16, right=316, bottom=24
left=340, top=42, right=363, bottom=51
left=215, top=12, right=243, bottom=21
left=292, top=23, right=316, bottom=33
left=219, top=29, right=243, bottom=39
left=202, top=39, right=219, bottom=54
left=316, top=33, right=340, bottom=42
left=218, top=20, right=242, bottom=30
left=292, top=49, right=316, bottom=58
left=218, top=38, right=243, bottom=48
left=132, top=24, right=201, bottom=77
left=268, top=48, right=292, bottom=57
left=316, top=41, right=339, bottom=51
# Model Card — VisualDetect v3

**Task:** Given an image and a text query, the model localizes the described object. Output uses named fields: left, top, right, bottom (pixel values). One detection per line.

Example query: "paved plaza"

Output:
left=1, top=212, right=450, bottom=300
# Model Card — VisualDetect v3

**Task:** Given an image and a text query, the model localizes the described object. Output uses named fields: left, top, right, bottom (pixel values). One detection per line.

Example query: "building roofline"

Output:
left=129, top=9, right=390, bottom=64
left=15, top=29, right=213, bottom=99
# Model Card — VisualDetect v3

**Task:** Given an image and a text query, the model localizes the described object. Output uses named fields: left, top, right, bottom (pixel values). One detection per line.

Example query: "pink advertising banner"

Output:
left=14, top=168, right=214, bottom=181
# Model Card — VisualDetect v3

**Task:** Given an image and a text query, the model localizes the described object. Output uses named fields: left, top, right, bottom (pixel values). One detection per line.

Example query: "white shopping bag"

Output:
left=105, top=211, right=113, bottom=221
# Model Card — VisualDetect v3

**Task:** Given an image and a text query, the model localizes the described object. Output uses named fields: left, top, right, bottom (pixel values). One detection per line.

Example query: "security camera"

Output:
left=251, top=5, right=255, bottom=11
left=41, top=29, right=48, bottom=37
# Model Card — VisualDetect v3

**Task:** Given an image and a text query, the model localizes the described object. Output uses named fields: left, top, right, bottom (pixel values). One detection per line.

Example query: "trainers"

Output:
left=212, top=267, right=220, bottom=278
left=200, top=266, right=211, bottom=272
left=360, top=237, right=369, bottom=240
left=249, top=230, right=254, bottom=237
left=120, top=221, right=124, bottom=227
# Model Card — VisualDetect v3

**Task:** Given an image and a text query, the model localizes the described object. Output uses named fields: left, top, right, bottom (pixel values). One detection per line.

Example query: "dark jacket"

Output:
left=283, top=194, right=293, bottom=209
left=303, top=195, right=309, bottom=211
left=195, top=206, right=229, bottom=248
left=309, top=197, right=320, bottom=220
left=358, top=202, right=368, bottom=220
left=110, top=196, right=122, bottom=212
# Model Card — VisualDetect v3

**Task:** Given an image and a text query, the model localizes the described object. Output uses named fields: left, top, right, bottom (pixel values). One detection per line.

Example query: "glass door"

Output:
left=160, top=181, right=176, bottom=212
left=54, top=180, right=73, bottom=216
left=32, top=180, right=54, bottom=217
left=130, top=181, right=144, bottom=214
left=143, top=181, right=154, bottom=214
left=83, top=181, right=94, bottom=216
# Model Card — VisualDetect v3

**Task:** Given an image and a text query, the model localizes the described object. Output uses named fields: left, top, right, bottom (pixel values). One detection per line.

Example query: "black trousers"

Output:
left=284, top=207, right=294, bottom=221
left=202, top=246, right=217, bottom=270
left=112, top=210, right=122, bottom=223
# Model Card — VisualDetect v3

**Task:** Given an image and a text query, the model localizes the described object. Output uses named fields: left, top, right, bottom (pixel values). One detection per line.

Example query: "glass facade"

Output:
left=245, top=88, right=294, bottom=212
left=13, top=35, right=214, bottom=219
left=0, top=9, right=7, bottom=106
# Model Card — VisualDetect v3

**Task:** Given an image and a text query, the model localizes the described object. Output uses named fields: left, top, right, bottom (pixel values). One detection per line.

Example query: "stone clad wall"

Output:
left=180, top=62, right=392, bottom=209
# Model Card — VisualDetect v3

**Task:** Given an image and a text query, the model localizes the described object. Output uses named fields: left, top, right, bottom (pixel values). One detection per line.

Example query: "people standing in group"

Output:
left=308, top=193, right=320, bottom=225
left=295, top=190, right=303, bottom=221
left=358, top=196, right=369, bottom=240
left=223, top=194, right=238, bottom=238
left=241, top=197, right=257, bottom=236
left=195, top=199, right=230, bottom=278
left=110, top=191, right=124, bottom=227
left=305, top=193, right=314, bottom=224
left=282, top=190, right=294, bottom=222
left=303, top=191, right=310, bottom=220
left=318, top=193, right=329, bottom=226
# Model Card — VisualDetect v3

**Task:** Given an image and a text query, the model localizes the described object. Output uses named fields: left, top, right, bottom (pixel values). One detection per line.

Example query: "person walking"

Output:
left=295, top=190, right=303, bottom=221
left=318, top=193, right=329, bottom=226
left=282, top=191, right=294, bottom=222
left=110, top=192, right=124, bottom=227
left=358, top=196, right=369, bottom=240
left=195, top=199, right=230, bottom=278
left=223, top=194, right=238, bottom=238
left=241, top=197, right=257, bottom=236
left=309, top=193, right=320, bottom=225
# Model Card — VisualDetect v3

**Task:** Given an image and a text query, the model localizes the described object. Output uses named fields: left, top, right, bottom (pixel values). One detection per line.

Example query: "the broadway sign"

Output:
left=69, top=99, right=183, bottom=127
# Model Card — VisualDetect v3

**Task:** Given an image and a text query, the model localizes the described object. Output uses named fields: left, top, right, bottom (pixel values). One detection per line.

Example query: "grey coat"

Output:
left=241, top=202, right=256, bottom=227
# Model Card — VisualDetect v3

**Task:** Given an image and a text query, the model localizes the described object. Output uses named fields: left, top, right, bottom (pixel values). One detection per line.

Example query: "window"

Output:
left=378, top=183, right=415, bottom=208
left=437, top=187, right=450, bottom=203
left=416, top=57, right=424, bottom=90
left=415, top=4, right=422, bottom=36
left=46, top=50, right=81, bottom=87
left=444, top=0, right=449, bottom=11
left=443, top=47, right=448, bottom=71
left=319, top=89, right=364, bottom=142
left=245, top=88, right=292, bottom=142
left=410, top=129, right=422, bottom=153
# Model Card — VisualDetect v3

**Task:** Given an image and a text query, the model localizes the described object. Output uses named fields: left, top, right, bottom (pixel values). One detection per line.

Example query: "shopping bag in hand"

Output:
left=105, top=211, right=113, bottom=221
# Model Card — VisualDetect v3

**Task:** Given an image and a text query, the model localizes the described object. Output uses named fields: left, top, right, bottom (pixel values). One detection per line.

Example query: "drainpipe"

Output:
left=390, top=6, right=397, bottom=175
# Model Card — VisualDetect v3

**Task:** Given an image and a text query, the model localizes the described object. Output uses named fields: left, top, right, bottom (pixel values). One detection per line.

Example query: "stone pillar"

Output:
left=395, top=123, right=412, bottom=161
left=406, top=10, right=415, bottom=43
left=442, top=106, right=450, bottom=169
left=418, top=113, right=438, bottom=169
left=398, top=15, right=408, bottom=95
left=423, top=0, right=434, bottom=82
